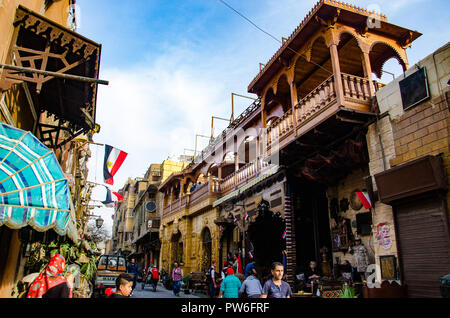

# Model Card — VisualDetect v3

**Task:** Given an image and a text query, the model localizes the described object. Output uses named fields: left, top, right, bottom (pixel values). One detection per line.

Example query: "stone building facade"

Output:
left=0, top=0, right=103, bottom=297
left=157, top=1, right=449, bottom=299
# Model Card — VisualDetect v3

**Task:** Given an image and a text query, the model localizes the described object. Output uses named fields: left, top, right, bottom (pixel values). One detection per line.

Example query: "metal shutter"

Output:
left=395, top=196, right=450, bottom=298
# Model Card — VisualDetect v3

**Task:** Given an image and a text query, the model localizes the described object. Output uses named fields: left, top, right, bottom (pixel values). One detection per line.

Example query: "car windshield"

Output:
left=99, top=256, right=108, bottom=266
left=98, top=255, right=126, bottom=271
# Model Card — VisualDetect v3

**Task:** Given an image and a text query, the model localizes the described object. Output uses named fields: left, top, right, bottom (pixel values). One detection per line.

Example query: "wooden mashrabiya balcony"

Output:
left=265, top=73, right=373, bottom=155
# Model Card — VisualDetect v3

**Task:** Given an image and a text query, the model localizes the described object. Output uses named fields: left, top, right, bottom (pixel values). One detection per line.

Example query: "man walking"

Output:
left=126, top=258, right=138, bottom=291
left=244, top=260, right=257, bottom=278
left=172, top=262, right=183, bottom=296
left=207, top=260, right=218, bottom=298
left=218, top=268, right=242, bottom=298
left=151, top=265, right=159, bottom=292
left=260, top=262, right=292, bottom=298
left=239, top=272, right=262, bottom=298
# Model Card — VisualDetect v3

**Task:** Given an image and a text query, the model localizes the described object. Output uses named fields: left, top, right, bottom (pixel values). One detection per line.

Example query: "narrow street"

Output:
left=131, top=283, right=203, bottom=299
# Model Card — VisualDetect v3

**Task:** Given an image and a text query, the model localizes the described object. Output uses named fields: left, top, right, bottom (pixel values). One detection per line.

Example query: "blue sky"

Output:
left=77, top=0, right=450, bottom=232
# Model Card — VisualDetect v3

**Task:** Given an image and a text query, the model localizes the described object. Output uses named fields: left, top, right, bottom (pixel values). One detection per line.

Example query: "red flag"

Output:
left=356, top=192, right=372, bottom=209
left=103, top=145, right=128, bottom=185
left=112, top=191, right=123, bottom=201
left=237, top=252, right=243, bottom=274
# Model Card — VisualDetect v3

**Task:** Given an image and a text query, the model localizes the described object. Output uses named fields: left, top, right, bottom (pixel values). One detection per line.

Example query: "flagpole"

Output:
left=86, top=180, right=107, bottom=187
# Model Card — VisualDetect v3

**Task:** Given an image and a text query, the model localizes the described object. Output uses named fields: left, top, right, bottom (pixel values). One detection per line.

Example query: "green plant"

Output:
left=182, top=274, right=190, bottom=289
left=339, top=285, right=357, bottom=298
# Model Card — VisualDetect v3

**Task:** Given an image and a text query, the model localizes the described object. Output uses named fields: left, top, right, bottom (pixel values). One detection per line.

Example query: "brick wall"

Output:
left=389, top=92, right=449, bottom=171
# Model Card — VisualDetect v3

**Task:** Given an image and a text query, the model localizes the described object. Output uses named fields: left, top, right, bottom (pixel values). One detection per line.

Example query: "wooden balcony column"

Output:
left=261, top=94, right=267, bottom=128
left=289, top=77, right=298, bottom=137
left=180, top=179, right=186, bottom=196
left=256, top=136, right=261, bottom=171
left=218, top=164, right=223, bottom=180
left=360, top=44, right=376, bottom=97
left=328, top=40, right=345, bottom=106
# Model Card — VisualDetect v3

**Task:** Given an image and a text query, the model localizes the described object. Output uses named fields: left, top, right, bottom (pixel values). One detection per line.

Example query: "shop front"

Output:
left=375, top=155, right=450, bottom=297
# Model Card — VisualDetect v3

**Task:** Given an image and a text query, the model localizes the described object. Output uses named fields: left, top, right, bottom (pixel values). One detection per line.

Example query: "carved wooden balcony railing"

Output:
left=219, top=159, right=270, bottom=195
left=266, top=74, right=373, bottom=152
left=162, top=180, right=221, bottom=217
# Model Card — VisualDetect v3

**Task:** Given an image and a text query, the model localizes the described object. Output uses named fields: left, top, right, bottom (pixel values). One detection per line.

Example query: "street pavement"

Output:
left=130, top=283, right=204, bottom=298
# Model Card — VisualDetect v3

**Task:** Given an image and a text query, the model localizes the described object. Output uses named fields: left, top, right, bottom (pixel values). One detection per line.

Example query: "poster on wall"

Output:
left=380, top=255, right=398, bottom=280
left=376, top=223, right=392, bottom=250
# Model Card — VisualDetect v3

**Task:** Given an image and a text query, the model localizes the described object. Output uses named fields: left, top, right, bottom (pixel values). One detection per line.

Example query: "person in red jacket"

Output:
left=151, top=265, right=159, bottom=292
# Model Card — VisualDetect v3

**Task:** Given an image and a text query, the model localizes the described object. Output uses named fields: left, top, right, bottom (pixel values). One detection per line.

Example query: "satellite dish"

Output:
left=146, top=201, right=157, bottom=212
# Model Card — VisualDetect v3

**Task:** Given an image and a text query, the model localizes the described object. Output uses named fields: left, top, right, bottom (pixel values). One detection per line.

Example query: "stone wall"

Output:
left=365, top=42, right=450, bottom=283
left=326, top=168, right=378, bottom=268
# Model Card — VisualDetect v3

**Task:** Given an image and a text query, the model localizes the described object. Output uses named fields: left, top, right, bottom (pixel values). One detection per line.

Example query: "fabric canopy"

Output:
left=0, top=121, right=78, bottom=242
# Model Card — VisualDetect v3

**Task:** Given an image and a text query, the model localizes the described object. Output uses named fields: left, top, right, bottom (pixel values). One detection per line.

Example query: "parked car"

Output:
left=92, top=255, right=128, bottom=298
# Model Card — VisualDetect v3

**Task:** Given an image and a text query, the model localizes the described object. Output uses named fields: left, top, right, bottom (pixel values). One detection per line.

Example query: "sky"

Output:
left=75, top=0, right=450, bottom=234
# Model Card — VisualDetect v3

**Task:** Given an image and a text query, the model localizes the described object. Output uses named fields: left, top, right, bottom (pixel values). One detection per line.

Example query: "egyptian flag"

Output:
left=101, top=186, right=114, bottom=205
left=102, top=186, right=121, bottom=207
left=112, top=191, right=123, bottom=202
left=356, top=191, right=372, bottom=210
left=103, top=144, right=128, bottom=185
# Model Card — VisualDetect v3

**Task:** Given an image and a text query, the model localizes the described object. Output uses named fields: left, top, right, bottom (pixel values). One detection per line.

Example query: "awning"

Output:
left=0, top=121, right=78, bottom=243
left=213, top=165, right=279, bottom=207
left=0, top=5, right=105, bottom=149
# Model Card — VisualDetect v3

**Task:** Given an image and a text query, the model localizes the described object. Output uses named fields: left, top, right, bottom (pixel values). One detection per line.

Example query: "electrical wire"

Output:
left=217, top=0, right=332, bottom=74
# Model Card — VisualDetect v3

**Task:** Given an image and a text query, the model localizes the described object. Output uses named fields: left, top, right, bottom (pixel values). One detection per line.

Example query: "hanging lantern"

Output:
left=96, top=217, right=104, bottom=229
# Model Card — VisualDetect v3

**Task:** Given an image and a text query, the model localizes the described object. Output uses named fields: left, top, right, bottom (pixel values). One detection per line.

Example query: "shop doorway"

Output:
left=201, top=227, right=212, bottom=271
left=170, top=230, right=183, bottom=265
left=219, top=224, right=239, bottom=271
left=292, top=180, right=331, bottom=274
left=248, top=201, right=285, bottom=279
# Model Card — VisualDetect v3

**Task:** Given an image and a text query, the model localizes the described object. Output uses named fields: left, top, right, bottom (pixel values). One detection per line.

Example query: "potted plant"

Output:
left=183, top=274, right=191, bottom=294
left=339, top=284, right=357, bottom=298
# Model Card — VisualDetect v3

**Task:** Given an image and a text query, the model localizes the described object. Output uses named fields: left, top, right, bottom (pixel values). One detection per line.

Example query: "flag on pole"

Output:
left=282, top=231, right=287, bottom=240
left=233, top=216, right=238, bottom=223
left=103, top=144, right=128, bottom=185
left=244, top=212, right=249, bottom=221
left=112, top=191, right=123, bottom=201
left=248, top=251, right=254, bottom=259
left=101, top=186, right=114, bottom=205
left=102, top=186, right=121, bottom=207
left=356, top=191, right=372, bottom=210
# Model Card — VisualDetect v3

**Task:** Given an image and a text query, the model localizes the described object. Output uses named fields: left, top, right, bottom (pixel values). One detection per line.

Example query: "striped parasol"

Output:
left=0, top=121, right=77, bottom=241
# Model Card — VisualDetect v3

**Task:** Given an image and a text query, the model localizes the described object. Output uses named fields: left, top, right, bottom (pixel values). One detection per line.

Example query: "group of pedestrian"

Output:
left=211, top=259, right=292, bottom=299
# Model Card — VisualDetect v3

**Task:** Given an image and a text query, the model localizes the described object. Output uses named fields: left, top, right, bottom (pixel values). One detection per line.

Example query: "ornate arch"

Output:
left=274, top=71, right=291, bottom=95
left=336, top=29, right=364, bottom=51
left=369, top=41, right=407, bottom=79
